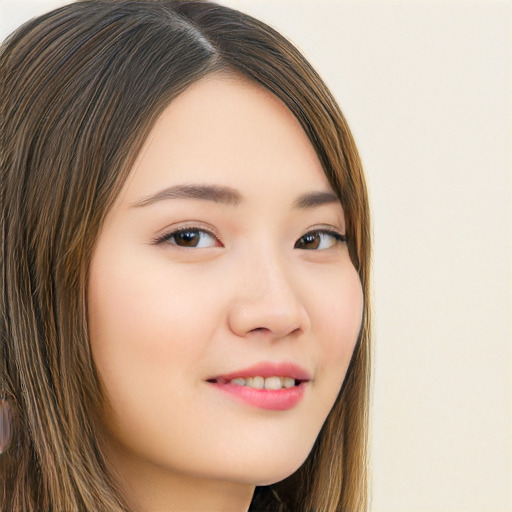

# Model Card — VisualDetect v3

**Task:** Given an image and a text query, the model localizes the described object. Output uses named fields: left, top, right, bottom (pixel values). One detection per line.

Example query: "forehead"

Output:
left=120, top=73, right=332, bottom=204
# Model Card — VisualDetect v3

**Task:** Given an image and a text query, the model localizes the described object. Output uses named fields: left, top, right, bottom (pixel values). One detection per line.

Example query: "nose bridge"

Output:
left=250, top=238, right=299, bottom=300
left=228, top=241, right=310, bottom=339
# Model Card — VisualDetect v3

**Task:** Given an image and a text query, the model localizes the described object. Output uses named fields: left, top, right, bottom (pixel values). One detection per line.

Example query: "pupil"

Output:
left=177, top=230, right=199, bottom=247
left=301, top=233, right=319, bottom=249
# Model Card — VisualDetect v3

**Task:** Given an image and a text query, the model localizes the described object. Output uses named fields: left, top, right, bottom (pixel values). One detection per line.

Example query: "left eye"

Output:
left=294, top=230, right=346, bottom=250
left=161, top=228, right=219, bottom=248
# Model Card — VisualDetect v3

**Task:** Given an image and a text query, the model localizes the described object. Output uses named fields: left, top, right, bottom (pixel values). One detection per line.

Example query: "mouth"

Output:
left=207, top=376, right=307, bottom=390
left=206, top=362, right=311, bottom=410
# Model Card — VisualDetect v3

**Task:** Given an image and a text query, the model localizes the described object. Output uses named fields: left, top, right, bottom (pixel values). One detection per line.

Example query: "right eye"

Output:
left=157, top=228, right=221, bottom=248
left=294, top=229, right=346, bottom=250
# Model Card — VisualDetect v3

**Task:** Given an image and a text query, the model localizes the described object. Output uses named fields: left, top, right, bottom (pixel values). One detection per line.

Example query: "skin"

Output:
left=88, top=74, right=364, bottom=512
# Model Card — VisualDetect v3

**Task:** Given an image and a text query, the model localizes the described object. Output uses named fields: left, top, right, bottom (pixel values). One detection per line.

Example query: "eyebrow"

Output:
left=131, top=184, right=242, bottom=208
left=131, top=183, right=340, bottom=209
left=292, top=190, right=339, bottom=209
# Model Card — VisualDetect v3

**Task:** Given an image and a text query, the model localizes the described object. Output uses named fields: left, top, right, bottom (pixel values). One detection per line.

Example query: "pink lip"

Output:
left=207, top=362, right=311, bottom=411
left=210, top=361, right=312, bottom=382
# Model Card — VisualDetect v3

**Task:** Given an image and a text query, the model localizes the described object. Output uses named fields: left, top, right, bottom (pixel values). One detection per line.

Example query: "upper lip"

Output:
left=208, top=361, right=312, bottom=383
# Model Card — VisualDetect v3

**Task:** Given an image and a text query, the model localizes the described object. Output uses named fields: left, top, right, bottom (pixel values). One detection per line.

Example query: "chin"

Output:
left=217, top=443, right=312, bottom=487
left=253, top=466, right=304, bottom=487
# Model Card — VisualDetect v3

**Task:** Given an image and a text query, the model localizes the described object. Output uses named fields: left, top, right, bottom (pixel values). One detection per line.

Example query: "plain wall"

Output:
left=1, top=1, right=511, bottom=511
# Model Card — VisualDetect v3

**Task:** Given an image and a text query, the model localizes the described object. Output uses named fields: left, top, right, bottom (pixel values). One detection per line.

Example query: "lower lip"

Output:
left=209, top=382, right=307, bottom=411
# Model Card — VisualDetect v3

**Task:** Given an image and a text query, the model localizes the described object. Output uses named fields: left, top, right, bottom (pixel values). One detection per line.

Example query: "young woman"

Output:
left=0, top=1, right=371, bottom=510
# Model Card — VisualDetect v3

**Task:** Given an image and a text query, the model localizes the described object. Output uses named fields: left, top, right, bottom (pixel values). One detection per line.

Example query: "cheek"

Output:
left=87, top=249, right=233, bottom=472
left=309, top=264, right=364, bottom=398
left=316, top=266, right=363, bottom=359
left=87, top=248, right=220, bottom=417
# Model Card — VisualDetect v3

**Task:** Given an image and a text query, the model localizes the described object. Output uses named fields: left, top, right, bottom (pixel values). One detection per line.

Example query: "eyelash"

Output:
left=153, top=226, right=347, bottom=250
left=294, top=229, right=347, bottom=250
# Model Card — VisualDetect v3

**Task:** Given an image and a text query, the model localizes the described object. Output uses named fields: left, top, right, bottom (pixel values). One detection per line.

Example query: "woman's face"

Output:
left=88, top=75, right=363, bottom=492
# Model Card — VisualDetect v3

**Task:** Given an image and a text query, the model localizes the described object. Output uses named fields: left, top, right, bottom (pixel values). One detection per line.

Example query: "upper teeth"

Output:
left=229, top=376, right=296, bottom=390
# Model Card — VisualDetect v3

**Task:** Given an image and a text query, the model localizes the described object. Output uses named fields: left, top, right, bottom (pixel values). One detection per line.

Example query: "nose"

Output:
left=227, top=252, right=311, bottom=340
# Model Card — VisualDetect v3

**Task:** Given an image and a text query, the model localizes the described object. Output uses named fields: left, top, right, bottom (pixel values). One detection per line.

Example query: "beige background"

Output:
left=1, top=1, right=511, bottom=511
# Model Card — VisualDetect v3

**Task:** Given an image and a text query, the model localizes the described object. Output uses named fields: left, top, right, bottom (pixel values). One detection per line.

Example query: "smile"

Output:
left=216, top=376, right=297, bottom=390
left=207, top=362, right=311, bottom=410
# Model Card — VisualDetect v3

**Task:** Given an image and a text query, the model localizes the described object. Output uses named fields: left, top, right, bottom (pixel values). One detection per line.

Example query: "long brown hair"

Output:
left=0, top=1, right=371, bottom=510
